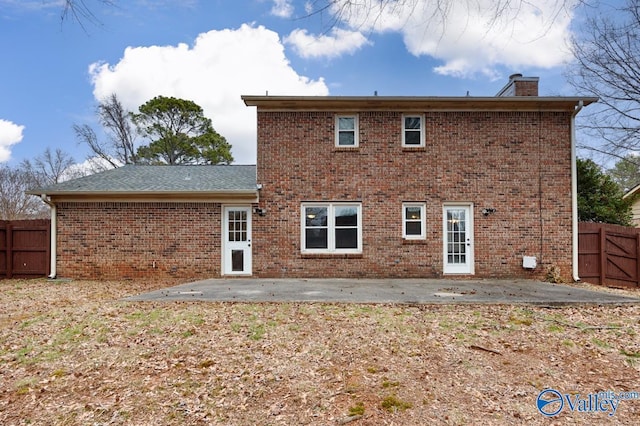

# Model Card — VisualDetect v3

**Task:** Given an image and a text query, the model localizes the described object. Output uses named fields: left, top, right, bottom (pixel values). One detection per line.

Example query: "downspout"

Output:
left=40, top=195, right=57, bottom=279
left=571, top=100, right=584, bottom=282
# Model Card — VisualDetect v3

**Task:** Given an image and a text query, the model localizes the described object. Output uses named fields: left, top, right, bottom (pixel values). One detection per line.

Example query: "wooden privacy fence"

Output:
left=0, top=220, right=50, bottom=279
left=578, top=222, right=640, bottom=288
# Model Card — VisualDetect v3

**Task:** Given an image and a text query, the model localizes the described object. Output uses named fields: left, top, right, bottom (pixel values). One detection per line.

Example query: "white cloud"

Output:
left=284, top=28, right=371, bottom=59
left=89, top=24, right=328, bottom=164
left=0, top=119, right=24, bottom=162
left=271, top=0, right=294, bottom=18
left=329, top=0, right=577, bottom=78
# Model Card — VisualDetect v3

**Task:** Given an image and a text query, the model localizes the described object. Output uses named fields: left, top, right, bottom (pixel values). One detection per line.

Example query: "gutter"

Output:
left=571, top=100, right=584, bottom=282
left=40, top=195, right=57, bottom=279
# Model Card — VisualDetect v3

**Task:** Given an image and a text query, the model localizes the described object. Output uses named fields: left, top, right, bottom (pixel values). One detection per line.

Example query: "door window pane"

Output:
left=447, top=209, right=467, bottom=264
left=231, top=249, right=244, bottom=271
left=229, top=209, right=248, bottom=241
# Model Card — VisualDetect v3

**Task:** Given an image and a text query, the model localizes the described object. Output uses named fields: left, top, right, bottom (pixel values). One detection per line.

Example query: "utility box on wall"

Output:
left=522, top=256, right=537, bottom=270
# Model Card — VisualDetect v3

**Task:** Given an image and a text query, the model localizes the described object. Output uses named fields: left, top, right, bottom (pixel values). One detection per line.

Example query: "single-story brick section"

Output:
left=30, top=74, right=597, bottom=281
left=29, top=165, right=258, bottom=279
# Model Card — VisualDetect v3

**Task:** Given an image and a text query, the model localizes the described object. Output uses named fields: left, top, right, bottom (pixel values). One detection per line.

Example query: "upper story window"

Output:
left=336, top=115, right=359, bottom=147
left=403, top=203, right=426, bottom=239
left=302, top=203, right=362, bottom=254
left=402, top=114, right=425, bottom=147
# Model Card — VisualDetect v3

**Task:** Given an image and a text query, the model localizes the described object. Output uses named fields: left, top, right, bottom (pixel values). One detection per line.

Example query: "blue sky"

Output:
left=1, top=0, right=587, bottom=167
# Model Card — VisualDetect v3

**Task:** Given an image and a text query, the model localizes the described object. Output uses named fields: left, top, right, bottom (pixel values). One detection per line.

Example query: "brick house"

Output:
left=31, top=74, right=596, bottom=280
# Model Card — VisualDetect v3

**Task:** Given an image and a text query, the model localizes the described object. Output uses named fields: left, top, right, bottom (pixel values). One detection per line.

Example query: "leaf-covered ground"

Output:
left=1, top=278, right=639, bottom=425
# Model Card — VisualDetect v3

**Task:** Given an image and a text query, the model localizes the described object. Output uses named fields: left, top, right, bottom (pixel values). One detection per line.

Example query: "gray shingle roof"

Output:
left=29, top=165, right=257, bottom=195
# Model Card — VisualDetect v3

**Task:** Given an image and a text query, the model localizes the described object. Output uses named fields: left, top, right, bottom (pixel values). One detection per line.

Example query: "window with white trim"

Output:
left=336, top=115, right=358, bottom=147
left=302, top=203, right=362, bottom=253
left=403, top=203, right=426, bottom=239
left=402, top=114, right=425, bottom=147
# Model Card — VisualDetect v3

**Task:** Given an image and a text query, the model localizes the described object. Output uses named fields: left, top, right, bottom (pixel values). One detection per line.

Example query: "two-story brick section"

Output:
left=29, top=74, right=596, bottom=281
left=244, top=74, right=596, bottom=280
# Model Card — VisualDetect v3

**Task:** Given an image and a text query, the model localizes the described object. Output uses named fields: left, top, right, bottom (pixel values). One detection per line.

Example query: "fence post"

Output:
left=636, top=233, right=640, bottom=289
left=6, top=222, right=12, bottom=279
left=599, top=226, right=606, bottom=285
left=0, top=221, right=5, bottom=278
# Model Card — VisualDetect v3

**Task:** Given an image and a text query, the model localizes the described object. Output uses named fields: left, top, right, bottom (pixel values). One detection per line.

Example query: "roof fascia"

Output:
left=623, top=183, right=640, bottom=199
left=242, top=95, right=598, bottom=112
left=42, top=191, right=259, bottom=204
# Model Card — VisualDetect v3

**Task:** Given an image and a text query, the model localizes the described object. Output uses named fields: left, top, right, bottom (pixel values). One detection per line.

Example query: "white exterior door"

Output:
left=223, top=206, right=252, bottom=275
left=443, top=204, right=474, bottom=274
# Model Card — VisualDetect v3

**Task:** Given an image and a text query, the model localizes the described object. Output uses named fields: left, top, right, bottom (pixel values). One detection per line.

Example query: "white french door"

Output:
left=443, top=204, right=474, bottom=274
left=223, top=206, right=252, bottom=275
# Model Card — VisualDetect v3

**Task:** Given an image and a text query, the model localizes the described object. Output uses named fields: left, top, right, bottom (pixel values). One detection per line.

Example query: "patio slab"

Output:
left=125, top=278, right=640, bottom=305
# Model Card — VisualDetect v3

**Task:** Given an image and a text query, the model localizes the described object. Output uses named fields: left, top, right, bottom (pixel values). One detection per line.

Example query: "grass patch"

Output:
left=620, top=349, right=640, bottom=358
left=249, top=323, right=266, bottom=341
left=348, top=402, right=365, bottom=416
left=508, top=309, right=533, bottom=326
left=381, top=394, right=412, bottom=412
left=14, top=377, right=38, bottom=395
left=381, top=379, right=400, bottom=388
left=621, top=349, right=640, bottom=367
left=591, top=338, right=611, bottom=349
left=548, top=324, right=564, bottom=332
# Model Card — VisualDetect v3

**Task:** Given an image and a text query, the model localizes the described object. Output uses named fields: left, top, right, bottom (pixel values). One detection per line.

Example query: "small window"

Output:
left=402, top=115, right=424, bottom=147
left=336, top=115, right=358, bottom=147
left=403, top=203, right=426, bottom=239
left=302, top=203, right=362, bottom=253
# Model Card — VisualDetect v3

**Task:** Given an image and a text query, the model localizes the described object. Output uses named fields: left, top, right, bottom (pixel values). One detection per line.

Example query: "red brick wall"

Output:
left=56, top=202, right=222, bottom=279
left=514, top=81, right=538, bottom=96
left=253, top=110, right=573, bottom=280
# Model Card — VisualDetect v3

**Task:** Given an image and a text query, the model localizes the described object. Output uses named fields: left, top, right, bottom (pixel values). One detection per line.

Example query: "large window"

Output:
left=402, top=114, right=425, bottom=147
left=302, top=203, right=362, bottom=253
left=335, top=115, right=359, bottom=147
left=403, top=203, right=426, bottom=239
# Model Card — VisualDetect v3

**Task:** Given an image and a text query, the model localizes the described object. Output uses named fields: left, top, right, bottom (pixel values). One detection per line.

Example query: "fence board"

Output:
left=578, top=222, right=640, bottom=288
left=0, top=220, right=50, bottom=279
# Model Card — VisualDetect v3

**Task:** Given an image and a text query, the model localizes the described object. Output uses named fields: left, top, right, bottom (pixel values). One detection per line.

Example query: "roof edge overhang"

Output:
left=624, top=183, right=640, bottom=199
left=29, top=190, right=259, bottom=204
left=242, top=95, right=598, bottom=112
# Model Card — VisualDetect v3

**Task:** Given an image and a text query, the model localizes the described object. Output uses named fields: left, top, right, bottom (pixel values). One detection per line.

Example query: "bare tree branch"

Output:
left=0, top=165, right=48, bottom=220
left=60, top=0, right=115, bottom=31
left=298, top=0, right=575, bottom=41
left=73, top=93, right=137, bottom=168
left=98, top=94, right=138, bottom=165
left=20, top=148, right=76, bottom=186
left=73, top=123, right=121, bottom=169
left=568, top=0, right=640, bottom=161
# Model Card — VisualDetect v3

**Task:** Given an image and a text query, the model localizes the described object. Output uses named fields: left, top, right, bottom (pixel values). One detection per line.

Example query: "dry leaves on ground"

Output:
left=0, top=278, right=639, bottom=425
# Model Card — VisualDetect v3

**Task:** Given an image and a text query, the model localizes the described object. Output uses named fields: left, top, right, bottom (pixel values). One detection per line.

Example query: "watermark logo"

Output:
left=537, top=388, right=639, bottom=417
left=537, top=389, right=564, bottom=416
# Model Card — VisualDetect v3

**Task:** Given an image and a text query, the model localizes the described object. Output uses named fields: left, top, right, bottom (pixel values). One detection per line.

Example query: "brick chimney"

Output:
left=495, top=73, right=539, bottom=97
